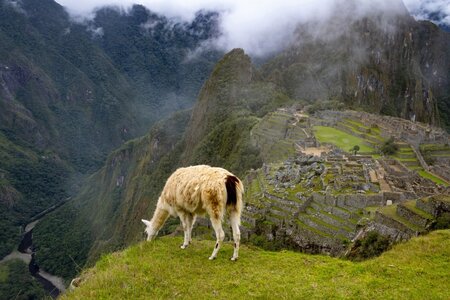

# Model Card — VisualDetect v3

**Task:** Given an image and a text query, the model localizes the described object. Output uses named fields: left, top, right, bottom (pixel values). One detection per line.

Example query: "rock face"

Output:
left=261, top=1, right=450, bottom=129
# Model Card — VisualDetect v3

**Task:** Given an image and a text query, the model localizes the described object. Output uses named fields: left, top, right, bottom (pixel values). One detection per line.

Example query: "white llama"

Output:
left=142, top=165, right=244, bottom=261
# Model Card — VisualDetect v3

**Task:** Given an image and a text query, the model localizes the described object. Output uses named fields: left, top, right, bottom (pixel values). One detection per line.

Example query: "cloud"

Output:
left=55, top=0, right=447, bottom=56
left=403, top=0, right=450, bottom=26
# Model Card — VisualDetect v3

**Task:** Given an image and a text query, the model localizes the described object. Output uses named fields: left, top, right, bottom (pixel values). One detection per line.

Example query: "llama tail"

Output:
left=225, top=175, right=244, bottom=213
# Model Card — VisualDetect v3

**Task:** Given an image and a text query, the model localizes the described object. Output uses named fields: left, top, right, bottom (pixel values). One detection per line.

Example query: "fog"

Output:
left=55, top=0, right=449, bottom=56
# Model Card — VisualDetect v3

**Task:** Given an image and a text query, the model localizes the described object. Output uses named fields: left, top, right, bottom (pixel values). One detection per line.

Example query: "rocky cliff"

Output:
left=261, top=2, right=450, bottom=129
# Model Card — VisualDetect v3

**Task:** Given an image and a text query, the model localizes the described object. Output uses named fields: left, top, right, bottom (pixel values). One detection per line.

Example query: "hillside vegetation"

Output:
left=63, top=230, right=450, bottom=299
left=0, top=0, right=219, bottom=260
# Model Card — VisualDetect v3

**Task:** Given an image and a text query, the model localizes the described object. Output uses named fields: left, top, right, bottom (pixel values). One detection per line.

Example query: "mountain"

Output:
left=33, top=49, right=284, bottom=279
left=261, top=2, right=450, bottom=129
left=0, top=0, right=220, bottom=259
left=91, top=5, right=222, bottom=128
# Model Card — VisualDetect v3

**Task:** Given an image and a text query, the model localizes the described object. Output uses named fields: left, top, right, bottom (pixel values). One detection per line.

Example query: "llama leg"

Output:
left=178, top=213, right=190, bottom=249
left=209, top=218, right=225, bottom=260
left=188, top=214, right=197, bottom=244
left=229, top=211, right=241, bottom=261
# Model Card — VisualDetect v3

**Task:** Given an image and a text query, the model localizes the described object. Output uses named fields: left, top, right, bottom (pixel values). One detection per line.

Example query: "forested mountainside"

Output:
left=0, top=0, right=220, bottom=259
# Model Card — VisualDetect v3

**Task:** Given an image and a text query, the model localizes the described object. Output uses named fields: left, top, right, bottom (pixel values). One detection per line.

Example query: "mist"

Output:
left=55, top=0, right=448, bottom=56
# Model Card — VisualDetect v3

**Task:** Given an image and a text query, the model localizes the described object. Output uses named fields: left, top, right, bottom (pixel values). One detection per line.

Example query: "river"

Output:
left=1, top=200, right=71, bottom=298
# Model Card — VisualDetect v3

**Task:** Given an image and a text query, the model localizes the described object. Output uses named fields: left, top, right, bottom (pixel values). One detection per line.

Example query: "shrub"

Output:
left=347, top=231, right=391, bottom=261
left=380, top=137, right=398, bottom=155
left=433, top=212, right=450, bottom=230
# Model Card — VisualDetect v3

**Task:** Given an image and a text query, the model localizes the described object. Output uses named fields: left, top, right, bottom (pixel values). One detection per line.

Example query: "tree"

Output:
left=351, top=145, right=360, bottom=155
left=380, top=137, right=398, bottom=155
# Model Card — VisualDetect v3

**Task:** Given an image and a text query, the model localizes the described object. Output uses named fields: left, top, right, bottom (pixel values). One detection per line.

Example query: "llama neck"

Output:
left=150, top=207, right=169, bottom=231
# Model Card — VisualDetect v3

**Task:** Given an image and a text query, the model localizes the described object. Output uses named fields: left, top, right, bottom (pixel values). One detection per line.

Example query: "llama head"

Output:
left=141, top=219, right=157, bottom=241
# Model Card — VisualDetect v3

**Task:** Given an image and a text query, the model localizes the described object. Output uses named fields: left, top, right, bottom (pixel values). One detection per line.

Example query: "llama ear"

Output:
left=141, top=219, right=151, bottom=227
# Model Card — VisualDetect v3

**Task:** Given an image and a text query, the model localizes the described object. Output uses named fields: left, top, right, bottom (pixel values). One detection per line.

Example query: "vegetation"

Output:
left=33, top=205, right=93, bottom=280
left=0, top=260, right=47, bottom=300
left=191, top=116, right=263, bottom=176
left=306, top=99, right=345, bottom=114
left=63, top=230, right=450, bottom=299
left=351, top=145, right=360, bottom=155
left=0, top=132, right=70, bottom=258
left=417, top=170, right=448, bottom=187
left=347, top=231, right=391, bottom=261
left=313, top=126, right=375, bottom=153
left=380, top=137, right=398, bottom=155
left=433, top=213, right=450, bottom=230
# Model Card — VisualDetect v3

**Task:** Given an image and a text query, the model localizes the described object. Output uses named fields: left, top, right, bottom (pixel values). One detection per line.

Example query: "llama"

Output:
left=141, top=165, right=244, bottom=260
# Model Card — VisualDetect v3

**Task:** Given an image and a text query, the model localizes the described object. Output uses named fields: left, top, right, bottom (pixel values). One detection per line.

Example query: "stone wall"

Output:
left=416, top=195, right=450, bottom=217
left=396, top=205, right=431, bottom=228
left=314, top=110, right=449, bottom=146
left=365, top=222, right=415, bottom=242
left=373, top=212, right=417, bottom=238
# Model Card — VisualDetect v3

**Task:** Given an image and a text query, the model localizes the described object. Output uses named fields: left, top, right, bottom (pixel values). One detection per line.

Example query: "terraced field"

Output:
left=420, top=144, right=450, bottom=163
left=393, top=143, right=421, bottom=169
left=312, top=116, right=448, bottom=186
left=337, top=118, right=385, bottom=145
left=251, top=110, right=308, bottom=163
left=243, top=166, right=363, bottom=250
left=243, top=109, right=449, bottom=254
left=313, top=126, right=375, bottom=154
left=374, top=195, right=449, bottom=240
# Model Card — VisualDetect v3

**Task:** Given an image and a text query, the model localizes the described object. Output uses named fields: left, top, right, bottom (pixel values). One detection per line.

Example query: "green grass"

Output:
left=401, top=201, right=434, bottom=220
left=343, top=118, right=369, bottom=129
left=63, top=231, right=450, bottom=299
left=378, top=205, right=424, bottom=232
left=417, top=170, right=449, bottom=187
left=313, top=126, right=375, bottom=154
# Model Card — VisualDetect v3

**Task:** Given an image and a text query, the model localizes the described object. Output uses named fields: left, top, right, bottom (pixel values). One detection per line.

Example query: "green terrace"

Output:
left=313, top=126, right=376, bottom=155
left=311, top=118, right=448, bottom=186
left=420, top=143, right=450, bottom=164
left=251, top=111, right=308, bottom=163
left=337, top=118, right=385, bottom=144
left=243, top=165, right=361, bottom=243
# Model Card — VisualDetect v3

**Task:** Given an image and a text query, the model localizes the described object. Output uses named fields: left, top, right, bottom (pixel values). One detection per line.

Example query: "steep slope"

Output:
left=0, top=0, right=220, bottom=259
left=0, top=0, right=138, bottom=170
left=91, top=5, right=222, bottom=129
left=33, top=110, right=190, bottom=279
left=64, top=230, right=450, bottom=299
left=33, top=48, right=291, bottom=279
left=0, top=0, right=137, bottom=258
left=261, top=1, right=450, bottom=129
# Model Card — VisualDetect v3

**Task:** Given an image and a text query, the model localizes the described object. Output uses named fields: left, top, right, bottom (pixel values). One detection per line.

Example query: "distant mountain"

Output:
left=261, top=3, right=450, bottom=130
left=91, top=5, right=222, bottom=128
left=408, top=5, right=450, bottom=32
left=0, top=0, right=220, bottom=260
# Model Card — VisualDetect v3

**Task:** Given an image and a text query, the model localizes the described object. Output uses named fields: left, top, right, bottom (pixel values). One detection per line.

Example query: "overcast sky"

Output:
left=54, top=0, right=450, bottom=56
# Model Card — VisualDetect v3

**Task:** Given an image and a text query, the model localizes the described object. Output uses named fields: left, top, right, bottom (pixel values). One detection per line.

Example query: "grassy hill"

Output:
left=63, top=230, right=450, bottom=299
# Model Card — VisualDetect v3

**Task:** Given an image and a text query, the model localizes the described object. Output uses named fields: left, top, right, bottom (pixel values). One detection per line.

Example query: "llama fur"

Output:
left=142, top=165, right=244, bottom=260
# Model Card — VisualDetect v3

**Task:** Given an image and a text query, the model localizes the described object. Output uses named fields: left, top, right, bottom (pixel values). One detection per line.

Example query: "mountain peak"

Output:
left=182, top=48, right=253, bottom=160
